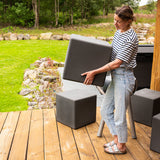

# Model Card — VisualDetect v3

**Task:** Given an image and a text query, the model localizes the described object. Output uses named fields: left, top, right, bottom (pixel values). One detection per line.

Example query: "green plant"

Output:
left=2, top=26, right=13, bottom=33
left=6, top=2, right=34, bottom=27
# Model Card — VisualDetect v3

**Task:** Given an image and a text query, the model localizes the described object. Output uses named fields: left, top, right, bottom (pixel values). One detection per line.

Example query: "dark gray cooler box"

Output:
left=56, top=89, right=97, bottom=129
left=63, top=34, right=112, bottom=87
left=134, top=45, right=154, bottom=90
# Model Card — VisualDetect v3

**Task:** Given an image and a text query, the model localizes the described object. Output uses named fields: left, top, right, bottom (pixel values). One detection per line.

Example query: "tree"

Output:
left=54, top=0, right=60, bottom=27
left=32, top=0, right=39, bottom=28
left=0, top=0, right=143, bottom=27
left=147, top=0, right=156, bottom=13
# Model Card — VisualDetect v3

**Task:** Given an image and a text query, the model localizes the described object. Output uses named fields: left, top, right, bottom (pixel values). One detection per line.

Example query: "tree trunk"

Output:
left=32, top=0, right=39, bottom=28
left=150, top=0, right=160, bottom=91
left=38, top=0, right=40, bottom=20
left=70, top=7, right=73, bottom=25
left=55, top=0, right=59, bottom=27
left=81, top=0, right=84, bottom=19
left=58, top=0, right=59, bottom=18
left=103, top=0, right=105, bottom=17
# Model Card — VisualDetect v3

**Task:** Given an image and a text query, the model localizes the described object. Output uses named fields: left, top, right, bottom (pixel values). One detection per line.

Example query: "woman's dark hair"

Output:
left=116, top=6, right=135, bottom=22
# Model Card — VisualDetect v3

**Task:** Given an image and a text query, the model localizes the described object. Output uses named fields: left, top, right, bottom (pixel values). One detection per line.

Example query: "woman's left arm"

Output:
left=81, top=59, right=123, bottom=85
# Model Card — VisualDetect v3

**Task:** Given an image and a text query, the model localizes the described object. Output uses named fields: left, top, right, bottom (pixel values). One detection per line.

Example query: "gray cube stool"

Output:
left=131, top=88, right=160, bottom=126
left=56, top=89, right=97, bottom=129
left=150, top=113, right=160, bottom=153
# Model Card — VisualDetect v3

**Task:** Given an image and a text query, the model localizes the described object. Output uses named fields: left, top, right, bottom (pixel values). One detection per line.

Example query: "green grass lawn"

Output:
left=0, top=40, right=69, bottom=112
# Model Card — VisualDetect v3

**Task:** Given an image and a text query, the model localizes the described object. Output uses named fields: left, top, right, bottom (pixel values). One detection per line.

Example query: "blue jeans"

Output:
left=101, top=67, right=136, bottom=143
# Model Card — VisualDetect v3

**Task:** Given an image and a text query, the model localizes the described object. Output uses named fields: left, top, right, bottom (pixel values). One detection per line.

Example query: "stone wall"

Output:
left=0, top=23, right=155, bottom=44
left=19, top=57, right=64, bottom=110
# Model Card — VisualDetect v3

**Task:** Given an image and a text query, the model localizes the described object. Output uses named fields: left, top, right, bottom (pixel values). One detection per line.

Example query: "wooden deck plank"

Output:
left=27, top=110, right=44, bottom=160
left=125, top=112, right=152, bottom=160
left=0, top=112, right=8, bottom=132
left=73, top=126, right=98, bottom=160
left=57, top=122, right=79, bottom=160
left=96, top=107, right=134, bottom=160
left=135, top=123, right=160, bottom=160
left=0, top=108, right=159, bottom=160
left=0, top=111, right=20, bottom=160
left=8, top=110, right=31, bottom=160
left=43, top=109, right=62, bottom=160
left=127, top=132, right=151, bottom=160
left=137, top=122, right=152, bottom=138
left=86, top=122, right=115, bottom=160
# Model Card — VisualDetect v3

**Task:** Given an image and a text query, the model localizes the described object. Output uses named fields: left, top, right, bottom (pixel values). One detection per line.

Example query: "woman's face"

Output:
left=114, top=14, right=131, bottom=32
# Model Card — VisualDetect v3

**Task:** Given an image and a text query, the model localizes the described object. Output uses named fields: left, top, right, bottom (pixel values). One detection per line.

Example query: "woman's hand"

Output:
left=81, top=70, right=95, bottom=85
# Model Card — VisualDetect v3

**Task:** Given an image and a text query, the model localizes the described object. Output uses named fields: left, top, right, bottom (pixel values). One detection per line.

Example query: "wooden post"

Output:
left=150, top=0, right=160, bottom=91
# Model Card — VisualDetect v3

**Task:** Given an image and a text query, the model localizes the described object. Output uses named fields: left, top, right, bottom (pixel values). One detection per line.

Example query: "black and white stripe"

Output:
left=111, top=28, right=138, bottom=68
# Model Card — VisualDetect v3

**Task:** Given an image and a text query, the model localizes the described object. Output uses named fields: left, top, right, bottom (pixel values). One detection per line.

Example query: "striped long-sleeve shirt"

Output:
left=111, top=28, right=139, bottom=69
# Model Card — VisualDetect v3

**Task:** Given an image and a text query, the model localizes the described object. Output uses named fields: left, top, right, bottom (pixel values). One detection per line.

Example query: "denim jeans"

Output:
left=101, top=67, right=136, bottom=143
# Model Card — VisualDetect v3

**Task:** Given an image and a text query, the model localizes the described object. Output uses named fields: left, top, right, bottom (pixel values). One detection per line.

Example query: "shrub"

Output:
left=5, top=2, right=34, bottom=27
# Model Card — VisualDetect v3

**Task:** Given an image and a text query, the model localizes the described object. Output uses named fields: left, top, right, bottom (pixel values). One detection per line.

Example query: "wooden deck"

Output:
left=0, top=107, right=159, bottom=160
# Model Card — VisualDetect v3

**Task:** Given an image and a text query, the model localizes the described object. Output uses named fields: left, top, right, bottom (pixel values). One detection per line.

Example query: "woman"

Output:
left=81, top=6, right=138, bottom=154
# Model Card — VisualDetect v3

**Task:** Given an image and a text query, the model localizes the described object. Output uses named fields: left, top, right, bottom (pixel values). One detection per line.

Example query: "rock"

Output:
left=139, top=37, right=146, bottom=41
left=0, top=35, right=4, bottom=41
left=147, top=37, right=155, bottom=44
left=23, top=79, right=31, bottom=86
left=139, top=40, right=148, bottom=44
left=30, top=35, right=38, bottom=40
left=17, top=34, right=24, bottom=40
left=38, top=101, right=46, bottom=109
left=39, top=85, right=44, bottom=93
left=63, top=34, right=70, bottom=40
left=41, top=57, right=48, bottom=62
left=28, top=82, right=37, bottom=88
left=39, top=62, right=46, bottom=69
left=36, top=79, right=45, bottom=85
left=28, top=101, right=37, bottom=106
left=143, top=23, right=152, bottom=28
left=3, top=33, right=11, bottom=40
left=37, top=96, right=45, bottom=102
left=24, top=69, right=38, bottom=80
left=58, top=62, right=65, bottom=67
left=97, top=36, right=107, bottom=41
left=19, top=88, right=33, bottom=96
left=50, top=35, right=63, bottom=40
left=28, top=106, right=33, bottom=110
left=24, top=94, right=33, bottom=99
left=43, top=81, right=49, bottom=88
left=40, top=32, right=53, bottom=40
left=10, top=34, right=17, bottom=40
left=107, top=37, right=113, bottom=41
left=42, top=76, right=57, bottom=82
left=23, top=34, right=30, bottom=40
left=137, top=33, right=144, bottom=38
left=33, top=60, right=42, bottom=67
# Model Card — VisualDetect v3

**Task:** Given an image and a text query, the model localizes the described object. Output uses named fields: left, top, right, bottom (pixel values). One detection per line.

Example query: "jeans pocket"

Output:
left=127, top=76, right=136, bottom=93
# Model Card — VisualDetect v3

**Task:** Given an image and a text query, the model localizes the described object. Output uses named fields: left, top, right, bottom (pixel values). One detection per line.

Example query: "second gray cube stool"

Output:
left=56, top=89, right=97, bottom=129
left=131, top=88, right=160, bottom=126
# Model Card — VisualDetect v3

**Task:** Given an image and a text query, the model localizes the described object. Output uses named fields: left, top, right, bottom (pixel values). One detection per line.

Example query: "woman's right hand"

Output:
left=81, top=70, right=95, bottom=85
